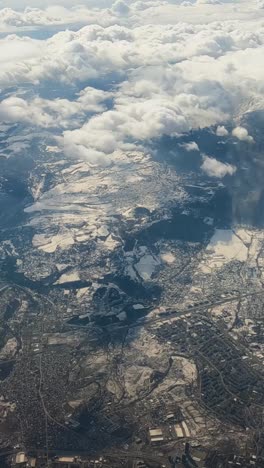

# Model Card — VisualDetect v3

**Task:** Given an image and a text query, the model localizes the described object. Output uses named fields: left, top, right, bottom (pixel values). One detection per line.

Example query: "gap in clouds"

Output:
left=0, top=23, right=85, bottom=40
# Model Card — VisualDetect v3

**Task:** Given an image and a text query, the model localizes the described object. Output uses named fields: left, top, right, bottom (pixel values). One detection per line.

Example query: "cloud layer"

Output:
left=0, top=0, right=263, bottom=172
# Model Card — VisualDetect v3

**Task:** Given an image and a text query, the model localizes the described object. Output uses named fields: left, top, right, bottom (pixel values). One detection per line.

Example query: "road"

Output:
left=0, top=283, right=9, bottom=294
left=28, top=448, right=170, bottom=467
left=66, top=289, right=264, bottom=332
left=4, top=279, right=264, bottom=334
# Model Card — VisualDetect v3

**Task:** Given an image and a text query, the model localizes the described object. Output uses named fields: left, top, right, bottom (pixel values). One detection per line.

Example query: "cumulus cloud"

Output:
left=201, top=155, right=237, bottom=179
left=232, top=126, right=254, bottom=142
left=60, top=98, right=190, bottom=162
left=196, top=0, right=221, bottom=4
left=180, top=141, right=200, bottom=151
left=0, top=18, right=264, bottom=99
left=216, top=125, right=229, bottom=136
left=0, top=0, right=263, bottom=164
left=0, top=35, right=42, bottom=65
left=201, top=155, right=237, bottom=178
left=0, top=0, right=260, bottom=32
left=0, top=0, right=114, bottom=9
left=0, top=87, right=110, bottom=128
left=0, top=6, right=117, bottom=30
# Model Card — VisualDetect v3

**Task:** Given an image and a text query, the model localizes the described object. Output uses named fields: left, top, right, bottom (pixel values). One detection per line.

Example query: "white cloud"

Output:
left=0, top=0, right=261, bottom=32
left=201, top=155, right=237, bottom=177
left=0, top=35, right=42, bottom=64
left=180, top=141, right=200, bottom=151
left=0, top=0, right=114, bottom=9
left=0, top=17, right=264, bottom=96
left=0, top=0, right=263, bottom=163
left=257, top=1, right=264, bottom=9
left=216, top=125, right=229, bottom=136
left=0, top=6, right=119, bottom=35
left=0, top=87, right=110, bottom=128
left=61, top=98, right=189, bottom=162
left=232, top=126, right=254, bottom=142
left=196, top=0, right=221, bottom=4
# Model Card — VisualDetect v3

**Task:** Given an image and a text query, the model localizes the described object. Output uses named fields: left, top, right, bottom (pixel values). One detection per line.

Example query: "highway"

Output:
left=64, top=289, right=264, bottom=333
left=27, top=448, right=170, bottom=467
left=87, top=289, right=264, bottom=332
left=0, top=283, right=9, bottom=294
